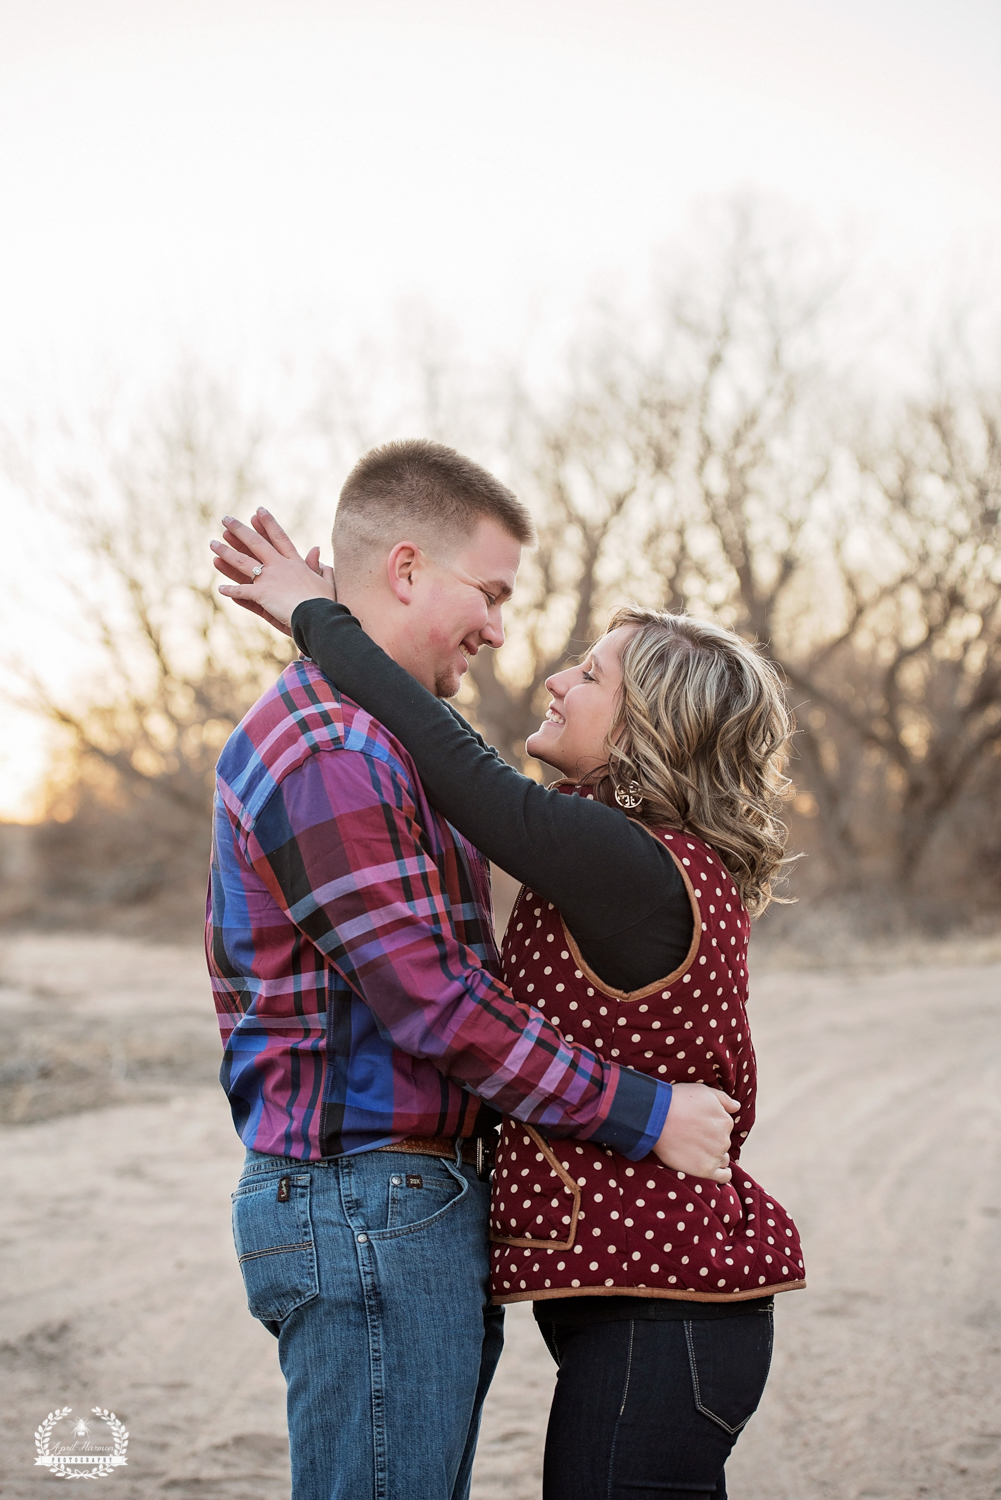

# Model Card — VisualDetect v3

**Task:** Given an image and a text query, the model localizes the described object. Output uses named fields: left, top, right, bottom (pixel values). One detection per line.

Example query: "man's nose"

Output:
left=481, top=606, right=505, bottom=649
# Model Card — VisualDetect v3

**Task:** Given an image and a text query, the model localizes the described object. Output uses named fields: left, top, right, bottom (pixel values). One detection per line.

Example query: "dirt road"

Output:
left=0, top=935, right=999, bottom=1498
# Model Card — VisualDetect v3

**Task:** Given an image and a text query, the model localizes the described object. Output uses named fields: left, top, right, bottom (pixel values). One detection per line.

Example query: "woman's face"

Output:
left=526, top=625, right=637, bottom=779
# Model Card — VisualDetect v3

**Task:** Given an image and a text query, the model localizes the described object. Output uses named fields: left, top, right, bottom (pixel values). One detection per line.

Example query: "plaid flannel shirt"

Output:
left=206, top=658, right=670, bottom=1161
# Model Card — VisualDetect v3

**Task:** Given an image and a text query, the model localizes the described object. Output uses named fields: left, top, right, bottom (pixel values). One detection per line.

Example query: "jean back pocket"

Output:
left=232, top=1171, right=318, bottom=1325
left=685, top=1311, right=774, bottom=1434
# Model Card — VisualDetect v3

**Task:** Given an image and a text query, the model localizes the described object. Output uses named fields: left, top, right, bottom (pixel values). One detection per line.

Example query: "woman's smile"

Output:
left=526, top=625, right=637, bottom=776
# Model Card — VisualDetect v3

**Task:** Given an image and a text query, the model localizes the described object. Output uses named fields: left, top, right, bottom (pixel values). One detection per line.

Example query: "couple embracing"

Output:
left=207, top=439, right=804, bottom=1500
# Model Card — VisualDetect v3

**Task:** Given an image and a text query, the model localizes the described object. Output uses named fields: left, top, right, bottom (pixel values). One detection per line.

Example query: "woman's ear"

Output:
left=386, top=541, right=421, bottom=604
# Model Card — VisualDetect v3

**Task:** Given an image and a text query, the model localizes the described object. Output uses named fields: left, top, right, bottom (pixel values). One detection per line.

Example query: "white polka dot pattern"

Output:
left=489, top=816, right=805, bottom=1306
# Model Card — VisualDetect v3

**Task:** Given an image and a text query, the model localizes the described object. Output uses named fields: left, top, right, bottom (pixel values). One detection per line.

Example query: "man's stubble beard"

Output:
left=433, top=666, right=461, bottom=700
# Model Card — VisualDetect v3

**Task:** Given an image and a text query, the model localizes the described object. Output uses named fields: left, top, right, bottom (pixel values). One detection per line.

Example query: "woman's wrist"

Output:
left=291, top=598, right=354, bottom=653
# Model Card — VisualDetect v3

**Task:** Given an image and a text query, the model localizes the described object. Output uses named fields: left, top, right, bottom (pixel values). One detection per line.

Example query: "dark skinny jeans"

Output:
left=536, top=1307, right=774, bottom=1499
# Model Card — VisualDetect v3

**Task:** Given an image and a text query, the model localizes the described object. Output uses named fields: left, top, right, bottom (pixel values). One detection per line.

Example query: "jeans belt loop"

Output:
left=475, top=1135, right=495, bottom=1181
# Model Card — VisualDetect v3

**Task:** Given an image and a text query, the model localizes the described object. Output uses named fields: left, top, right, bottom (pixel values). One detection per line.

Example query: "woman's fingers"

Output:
left=212, top=512, right=334, bottom=631
left=212, top=554, right=253, bottom=585
left=210, top=538, right=265, bottom=578
left=219, top=514, right=278, bottom=564
left=251, top=506, right=301, bottom=558
left=223, top=525, right=259, bottom=560
left=216, top=582, right=265, bottom=616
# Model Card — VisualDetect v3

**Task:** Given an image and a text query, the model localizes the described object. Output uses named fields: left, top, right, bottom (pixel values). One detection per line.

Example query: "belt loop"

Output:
left=453, top=1137, right=464, bottom=1171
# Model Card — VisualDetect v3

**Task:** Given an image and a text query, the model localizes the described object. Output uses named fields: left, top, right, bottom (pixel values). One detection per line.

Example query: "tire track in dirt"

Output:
left=0, top=939, right=998, bottom=1498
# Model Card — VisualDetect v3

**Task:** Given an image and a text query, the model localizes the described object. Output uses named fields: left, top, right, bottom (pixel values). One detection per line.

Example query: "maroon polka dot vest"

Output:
left=489, top=807, right=805, bottom=1306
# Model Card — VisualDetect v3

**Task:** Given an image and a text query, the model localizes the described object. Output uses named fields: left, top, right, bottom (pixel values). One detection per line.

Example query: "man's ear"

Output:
left=386, top=542, right=422, bottom=605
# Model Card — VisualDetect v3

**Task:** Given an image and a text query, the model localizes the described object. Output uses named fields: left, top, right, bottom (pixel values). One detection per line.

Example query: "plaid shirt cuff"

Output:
left=587, top=1071, right=673, bottom=1161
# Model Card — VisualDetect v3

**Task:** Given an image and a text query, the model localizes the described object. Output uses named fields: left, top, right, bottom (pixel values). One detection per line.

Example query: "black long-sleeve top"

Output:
left=291, top=600, right=693, bottom=993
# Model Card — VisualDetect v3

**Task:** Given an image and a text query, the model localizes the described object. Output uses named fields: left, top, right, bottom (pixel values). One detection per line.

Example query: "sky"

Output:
left=0, top=0, right=999, bottom=817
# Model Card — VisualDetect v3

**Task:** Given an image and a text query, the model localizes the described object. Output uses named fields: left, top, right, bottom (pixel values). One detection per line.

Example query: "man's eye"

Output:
left=483, top=592, right=497, bottom=606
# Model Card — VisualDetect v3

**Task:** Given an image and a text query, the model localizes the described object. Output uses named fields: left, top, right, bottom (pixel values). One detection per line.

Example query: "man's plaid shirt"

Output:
left=207, top=658, right=670, bottom=1162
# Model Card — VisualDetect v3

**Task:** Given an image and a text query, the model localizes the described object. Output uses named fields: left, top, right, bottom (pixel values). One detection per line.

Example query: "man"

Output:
left=208, top=440, right=735, bottom=1500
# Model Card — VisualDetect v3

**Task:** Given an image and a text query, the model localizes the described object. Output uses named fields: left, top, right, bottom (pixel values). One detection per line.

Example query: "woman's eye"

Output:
left=581, top=670, right=596, bottom=682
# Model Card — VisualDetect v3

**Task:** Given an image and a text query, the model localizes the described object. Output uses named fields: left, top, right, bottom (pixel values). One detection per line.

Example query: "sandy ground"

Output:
left=1, top=934, right=999, bottom=1499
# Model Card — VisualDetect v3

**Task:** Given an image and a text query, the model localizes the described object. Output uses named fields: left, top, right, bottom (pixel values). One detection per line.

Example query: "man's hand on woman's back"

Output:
left=652, top=1083, right=738, bottom=1183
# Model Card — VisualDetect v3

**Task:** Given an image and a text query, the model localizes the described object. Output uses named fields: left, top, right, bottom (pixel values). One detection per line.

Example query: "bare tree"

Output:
left=796, top=388, right=1001, bottom=884
left=3, top=376, right=318, bottom=917
left=629, top=242, right=1001, bottom=898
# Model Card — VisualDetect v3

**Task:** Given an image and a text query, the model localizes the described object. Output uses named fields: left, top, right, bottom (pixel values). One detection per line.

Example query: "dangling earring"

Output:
left=614, top=781, right=643, bottom=810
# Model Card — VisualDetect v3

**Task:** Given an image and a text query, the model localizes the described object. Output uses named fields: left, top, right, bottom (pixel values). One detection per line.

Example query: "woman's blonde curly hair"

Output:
left=596, top=607, right=795, bottom=916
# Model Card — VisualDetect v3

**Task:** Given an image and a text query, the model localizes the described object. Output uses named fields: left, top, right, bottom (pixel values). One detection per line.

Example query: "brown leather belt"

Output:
left=376, top=1134, right=495, bottom=1178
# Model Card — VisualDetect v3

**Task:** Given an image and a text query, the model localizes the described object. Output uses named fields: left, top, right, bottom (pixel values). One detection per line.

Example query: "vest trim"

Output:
left=559, top=825, right=703, bottom=1002
left=495, top=1279, right=807, bottom=1307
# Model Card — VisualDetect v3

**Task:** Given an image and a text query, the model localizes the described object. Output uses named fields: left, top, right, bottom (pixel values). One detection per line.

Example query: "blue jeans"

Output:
left=537, top=1309, right=774, bottom=1498
left=232, top=1146, right=504, bottom=1500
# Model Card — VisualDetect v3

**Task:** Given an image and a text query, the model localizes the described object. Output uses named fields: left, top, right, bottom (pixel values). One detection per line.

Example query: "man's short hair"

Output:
left=333, top=439, right=535, bottom=571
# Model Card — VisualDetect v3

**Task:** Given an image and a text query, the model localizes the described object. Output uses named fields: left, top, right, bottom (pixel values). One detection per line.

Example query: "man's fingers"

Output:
left=713, top=1089, right=741, bottom=1115
left=304, top=546, right=321, bottom=575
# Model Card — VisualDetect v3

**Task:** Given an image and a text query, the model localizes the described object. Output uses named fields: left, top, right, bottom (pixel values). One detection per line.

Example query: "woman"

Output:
left=213, top=513, right=804, bottom=1500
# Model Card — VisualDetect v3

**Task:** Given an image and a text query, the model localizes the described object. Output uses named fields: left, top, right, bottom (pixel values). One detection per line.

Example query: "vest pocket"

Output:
left=490, top=1126, right=582, bottom=1250
left=232, top=1172, right=318, bottom=1325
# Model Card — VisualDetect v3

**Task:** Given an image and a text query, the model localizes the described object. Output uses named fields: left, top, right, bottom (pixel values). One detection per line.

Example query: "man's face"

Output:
left=404, top=518, right=522, bottom=697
